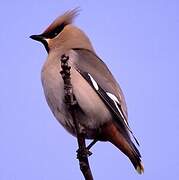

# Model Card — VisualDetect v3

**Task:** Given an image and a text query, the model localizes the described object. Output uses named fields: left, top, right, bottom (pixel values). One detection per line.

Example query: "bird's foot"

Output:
left=87, top=139, right=98, bottom=150
left=76, top=148, right=93, bottom=159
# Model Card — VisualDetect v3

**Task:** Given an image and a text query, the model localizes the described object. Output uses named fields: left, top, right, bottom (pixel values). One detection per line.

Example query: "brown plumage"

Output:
left=101, top=121, right=144, bottom=174
left=43, top=8, right=79, bottom=37
left=30, top=8, right=144, bottom=174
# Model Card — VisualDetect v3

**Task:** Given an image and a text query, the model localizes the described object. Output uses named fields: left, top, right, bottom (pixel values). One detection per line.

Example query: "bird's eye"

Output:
left=54, top=32, right=58, bottom=36
left=43, top=23, right=65, bottom=39
left=49, top=27, right=61, bottom=38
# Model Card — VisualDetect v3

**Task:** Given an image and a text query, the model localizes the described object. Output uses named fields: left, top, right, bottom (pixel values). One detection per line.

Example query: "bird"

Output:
left=30, top=8, right=144, bottom=174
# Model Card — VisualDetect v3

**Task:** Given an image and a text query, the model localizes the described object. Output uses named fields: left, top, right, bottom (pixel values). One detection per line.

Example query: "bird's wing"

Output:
left=71, top=48, right=139, bottom=145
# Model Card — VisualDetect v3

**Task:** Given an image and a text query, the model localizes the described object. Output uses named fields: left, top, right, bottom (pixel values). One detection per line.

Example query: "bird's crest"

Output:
left=42, top=8, right=80, bottom=38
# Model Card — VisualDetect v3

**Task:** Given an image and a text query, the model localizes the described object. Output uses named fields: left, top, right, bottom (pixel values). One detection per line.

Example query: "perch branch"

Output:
left=60, top=54, right=94, bottom=180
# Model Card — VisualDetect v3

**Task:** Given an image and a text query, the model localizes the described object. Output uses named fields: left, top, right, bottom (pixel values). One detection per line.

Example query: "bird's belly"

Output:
left=41, top=65, right=112, bottom=139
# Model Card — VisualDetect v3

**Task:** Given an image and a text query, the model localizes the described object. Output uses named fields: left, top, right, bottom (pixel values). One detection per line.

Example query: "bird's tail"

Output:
left=101, top=122, right=144, bottom=174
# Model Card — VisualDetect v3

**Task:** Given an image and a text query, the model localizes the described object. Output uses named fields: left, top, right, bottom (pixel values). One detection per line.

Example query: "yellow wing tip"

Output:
left=136, top=163, right=144, bottom=174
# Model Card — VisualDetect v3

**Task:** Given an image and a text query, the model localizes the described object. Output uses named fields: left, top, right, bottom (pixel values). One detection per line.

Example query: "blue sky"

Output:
left=0, top=0, right=179, bottom=179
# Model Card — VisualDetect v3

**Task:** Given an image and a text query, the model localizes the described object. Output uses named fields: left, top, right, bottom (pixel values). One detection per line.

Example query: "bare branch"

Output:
left=60, top=54, right=94, bottom=180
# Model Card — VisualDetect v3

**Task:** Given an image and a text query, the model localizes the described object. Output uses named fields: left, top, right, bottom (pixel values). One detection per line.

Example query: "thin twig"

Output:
left=60, top=54, right=94, bottom=180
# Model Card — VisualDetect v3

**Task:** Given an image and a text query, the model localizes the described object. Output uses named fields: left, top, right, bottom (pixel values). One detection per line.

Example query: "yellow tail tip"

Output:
left=136, top=163, right=144, bottom=174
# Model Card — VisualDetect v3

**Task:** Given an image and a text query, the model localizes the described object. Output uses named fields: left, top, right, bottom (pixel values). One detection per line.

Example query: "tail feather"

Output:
left=101, top=121, right=144, bottom=174
left=130, top=145, right=144, bottom=174
left=136, top=162, right=144, bottom=174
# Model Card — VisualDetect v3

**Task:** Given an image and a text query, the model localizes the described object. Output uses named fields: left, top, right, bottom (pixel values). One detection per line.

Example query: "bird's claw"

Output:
left=76, top=148, right=92, bottom=159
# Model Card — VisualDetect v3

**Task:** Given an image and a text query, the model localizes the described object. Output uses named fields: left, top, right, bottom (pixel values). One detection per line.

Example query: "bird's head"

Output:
left=30, top=8, right=94, bottom=53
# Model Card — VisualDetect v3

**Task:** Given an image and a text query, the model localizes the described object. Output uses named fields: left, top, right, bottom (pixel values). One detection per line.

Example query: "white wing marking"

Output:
left=88, top=73, right=99, bottom=90
left=106, top=92, right=128, bottom=126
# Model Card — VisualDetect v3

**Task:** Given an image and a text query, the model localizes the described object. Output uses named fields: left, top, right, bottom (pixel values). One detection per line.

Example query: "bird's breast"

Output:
left=41, top=58, right=112, bottom=139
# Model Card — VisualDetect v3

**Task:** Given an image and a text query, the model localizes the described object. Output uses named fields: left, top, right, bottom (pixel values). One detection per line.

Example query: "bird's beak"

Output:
left=30, top=34, right=49, bottom=53
left=30, top=34, right=44, bottom=42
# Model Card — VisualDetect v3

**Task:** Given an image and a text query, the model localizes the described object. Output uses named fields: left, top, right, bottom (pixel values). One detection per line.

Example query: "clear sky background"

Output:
left=0, top=0, right=179, bottom=179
